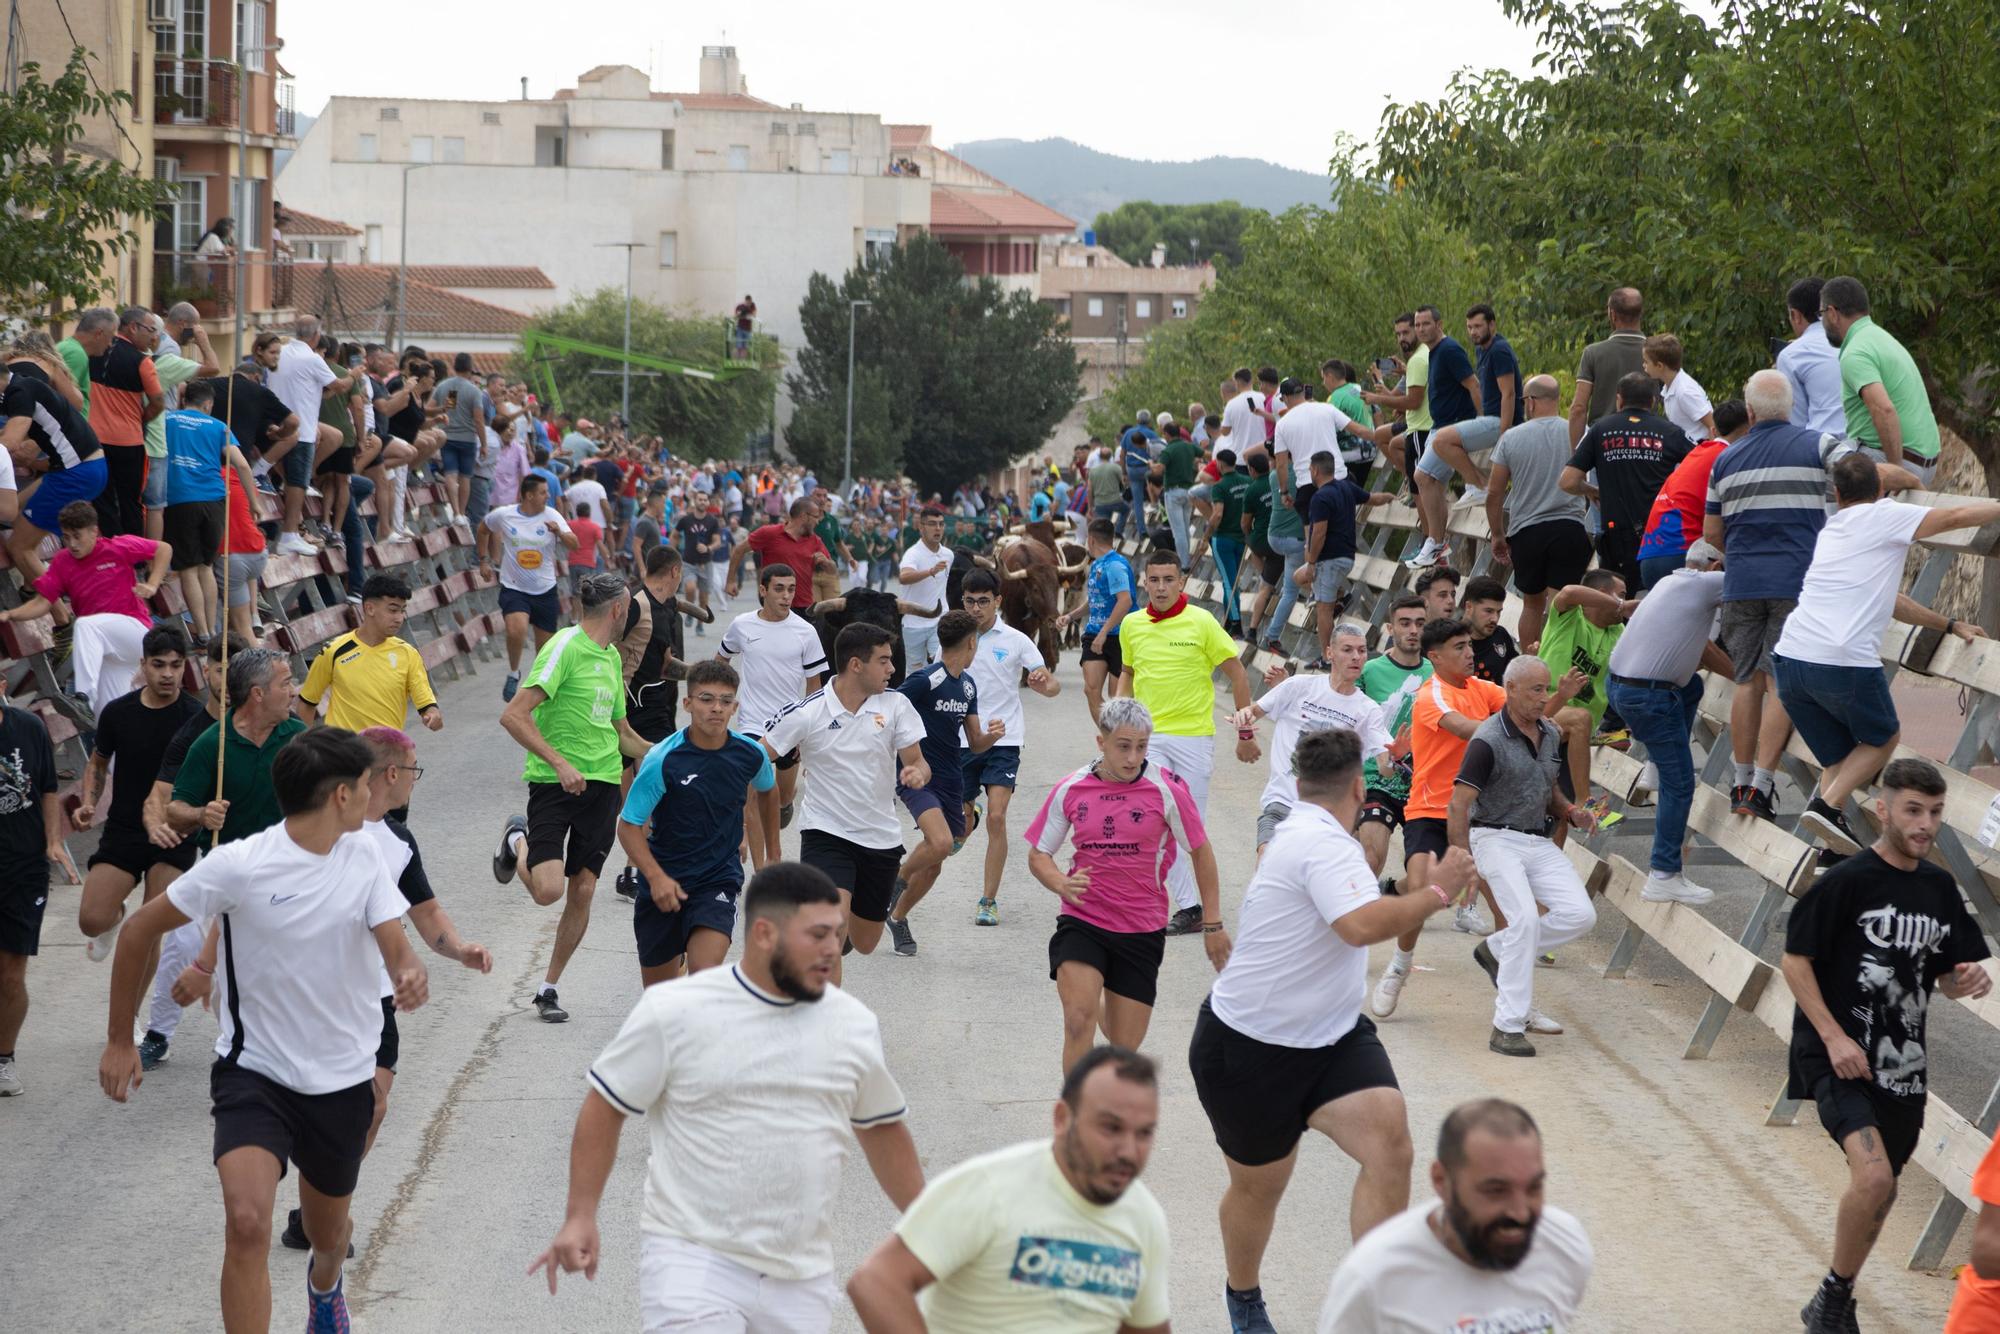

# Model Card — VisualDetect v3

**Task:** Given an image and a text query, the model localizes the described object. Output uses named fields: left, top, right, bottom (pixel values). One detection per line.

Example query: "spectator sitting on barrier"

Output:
left=1782, top=758, right=1993, bottom=1333
left=1537, top=569, right=1633, bottom=811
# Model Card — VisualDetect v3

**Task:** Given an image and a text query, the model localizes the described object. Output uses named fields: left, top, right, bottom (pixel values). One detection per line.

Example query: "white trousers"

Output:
left=149, top=920, right=204, bottom=1040
left=72, top=613, right=148, bottom=721
left=1468, top=828, right=1596, bottom=1033
left=1149, top=732, right=1214, bottom=912
left=640, top=1235, right=838, bottom=1334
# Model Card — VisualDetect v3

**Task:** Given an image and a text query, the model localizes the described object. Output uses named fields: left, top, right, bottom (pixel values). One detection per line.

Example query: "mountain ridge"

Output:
left=948, top=136, right=1328, bottom=226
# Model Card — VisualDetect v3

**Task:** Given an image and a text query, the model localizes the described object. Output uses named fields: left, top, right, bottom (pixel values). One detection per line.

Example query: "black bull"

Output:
left=808, top=586, right=942, bottom=686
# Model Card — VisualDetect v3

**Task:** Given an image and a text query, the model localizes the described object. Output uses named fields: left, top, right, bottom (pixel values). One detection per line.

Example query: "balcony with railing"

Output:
left=153, top=250, right=295, bottom=317
left=152, top=58, right=297, bottom=140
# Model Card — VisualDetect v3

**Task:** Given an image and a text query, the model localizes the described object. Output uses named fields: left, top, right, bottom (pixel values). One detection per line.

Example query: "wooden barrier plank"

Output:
left=1592, top=849, right=1775, bottom=1011
left=1908, top=1093, right=1991, bottom=1210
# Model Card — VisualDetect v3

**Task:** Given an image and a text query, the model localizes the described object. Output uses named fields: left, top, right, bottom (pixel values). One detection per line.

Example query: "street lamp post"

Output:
left=843, top=298, right=871, bottom=494
left=230, top=34, right=283, bottom=364
left=595, top=242, right=645, bottom=424
left=390, top=163, right=430, bottom=350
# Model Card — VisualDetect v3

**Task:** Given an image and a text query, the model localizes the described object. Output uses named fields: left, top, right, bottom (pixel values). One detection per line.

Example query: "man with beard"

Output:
left=1782, top=759, right=1992, bottom=1332
left=530, top=862, right=922, bottom=1333
left=847, top=1046, right=1171, bottom=1333
left=1318, top=1099, right=1593, bottom=1331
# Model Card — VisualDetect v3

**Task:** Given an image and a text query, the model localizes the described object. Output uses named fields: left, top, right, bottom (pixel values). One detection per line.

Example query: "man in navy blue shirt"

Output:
left=1298, top=451, right=1395, bottom=668
left=1406, top=303, right=1487, bottom=569
left=883, top=610, right=1003, bottom=956
left=1119, top=410, right=1161, bottom=539
left=616, top=660, right=777, bottom=984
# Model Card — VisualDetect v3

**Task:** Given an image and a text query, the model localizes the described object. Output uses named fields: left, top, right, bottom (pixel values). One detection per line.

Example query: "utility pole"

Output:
left=595, top=242, right=645, bottom=423
left=391, top=163, right=429, bottom=350
left=231, top=33, right=289, bottom=360
left=843, top=298, right=871, bottom=494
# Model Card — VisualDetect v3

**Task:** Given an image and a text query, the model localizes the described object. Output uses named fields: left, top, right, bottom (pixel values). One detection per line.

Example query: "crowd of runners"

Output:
left=6, top=272, right=2000, bottom=1333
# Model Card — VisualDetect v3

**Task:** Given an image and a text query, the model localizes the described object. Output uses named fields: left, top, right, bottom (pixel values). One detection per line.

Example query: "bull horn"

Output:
left=973, top=555, right=997, bottom=571
left=809, top=597, right=847, bottom=615
left=897, top=600, right=942, bottom=619
left=1057, top=559, right=1088, bottom=577
left=1004, top=565, right=1030, bottom=581
left=1006, top=524, right=1024, bottom=536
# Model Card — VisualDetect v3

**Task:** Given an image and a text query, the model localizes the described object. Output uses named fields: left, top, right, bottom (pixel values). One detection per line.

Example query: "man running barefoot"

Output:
left=957, top=567, right=1060, bottom=927
left=885, top=611, right=1003, bottom=957
left=99, top=729, right=429, bottom=1334
left=1233, top=623, right=1391, bottom=855
left=494, top=571, right=653, bottom=1024
left=760, top=622, right=928, bottom=985
left=720, top=563, right=828, bottom=866
left=1026, top=698, right=1228, bottom=1074
left=617, top=661, right=776, bottom=984
left=529, top=863, right=923, bottom=1332
left=1191, top=728, right=1477, bottom=1334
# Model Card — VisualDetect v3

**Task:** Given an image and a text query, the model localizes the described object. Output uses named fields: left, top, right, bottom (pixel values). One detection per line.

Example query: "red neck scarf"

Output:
left=1146, top=595, right=1188, bottom=622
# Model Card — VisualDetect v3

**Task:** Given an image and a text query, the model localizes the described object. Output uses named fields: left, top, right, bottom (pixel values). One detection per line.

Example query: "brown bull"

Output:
left=975, top=535, right=1085, bottom=671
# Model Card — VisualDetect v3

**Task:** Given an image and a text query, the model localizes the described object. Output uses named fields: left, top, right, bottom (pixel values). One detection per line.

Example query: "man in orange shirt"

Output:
left=1947, top=1130, right=2000, bottom=1331
left=86, top=306, right=166, bottom=536
left=1370, top=618, right=1511, bottom=1020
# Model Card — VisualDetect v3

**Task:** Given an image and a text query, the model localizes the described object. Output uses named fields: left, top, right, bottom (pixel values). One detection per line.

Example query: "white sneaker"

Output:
left=1370, top=965, right=1409, bottom=1019
left=1629, top=761, right=1659, bottom=807
left=1452, top=486, right=1488, bottom=511
left=274, top=532, right=316, bottom=556
left=1641, top=872, right=1715, bottom=905
left=0, top=1057, right=20, bottom=1096
left=85, top=916, right=119, bottom=963
left=1403, top=537, right=1442, bottom=569
left=1525, top=1008, right=1565, bottom=1035
left=1454, top=904, right=1491, bottom=935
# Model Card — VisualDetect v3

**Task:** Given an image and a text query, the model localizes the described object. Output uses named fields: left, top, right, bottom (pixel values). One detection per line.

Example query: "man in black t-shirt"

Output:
left=0, top=701, right=62, bottom=1096
left=1782, top=758, right=1992, bottom=1331
left=676, top=508, right=720, bottom=628
left=1559, top=372, right=1691, bottom=592
left=195, top=369, right=297, bottom=467
left=1459, top=576, right=1520, bottom=684
left=2, top=361, right=108, bottom=580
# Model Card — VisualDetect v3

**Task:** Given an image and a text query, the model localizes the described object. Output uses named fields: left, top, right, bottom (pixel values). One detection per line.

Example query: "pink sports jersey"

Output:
left=34, top=534, right=158, bottom=625
left=1023, top=760, right=1208, bottom=935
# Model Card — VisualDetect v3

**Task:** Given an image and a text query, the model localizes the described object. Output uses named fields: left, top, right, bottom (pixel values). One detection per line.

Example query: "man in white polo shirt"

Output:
left=898, top=506, right=954, bottom=667
left=760, top=621, right=928, bottom=983
left=1190, top=728, right=1476, bottom=1334
left=531, top=862, right=923, bottom=1332
left=720, top=562, right=829, bottom=864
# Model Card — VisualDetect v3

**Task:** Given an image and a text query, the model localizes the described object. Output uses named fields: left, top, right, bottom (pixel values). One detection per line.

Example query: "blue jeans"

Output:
left=342, top=474, right=377, bottom=596
left=1093, top=500, right=1128, bottom=534
left=1164, top=488, right=1193, bottom=567
left=1606, top=676, right=1702, bottom=874
left=1126, top=469, right=1150, bottom=538
left=1212, top=536, right=1243, bottom=623
left=1638, top=551, right=1686, bottom=590
left=1266, top=533, right=1306, bottom=644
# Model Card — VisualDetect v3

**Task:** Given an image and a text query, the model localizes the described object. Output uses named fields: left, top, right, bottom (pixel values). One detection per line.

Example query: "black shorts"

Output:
left=799, top=829, right=902, bottom=923
left=1358, top=787, right=1406, bottom=832
left=1080, top=633, right=1124, bottom=676
left=316, top=445, right=356, bottom=478
left=1403, top=816, right=1450, bottom=866
left=210, top=1061, right=376, bottom=1198
left=525, top=780, right=623, bottom=878
left=1189, top=1001, right=1400, bottom=1167
left=1048, top=913, right=1166, bottom=1007
left=162, top=500, right=226, bottom=570
left=374, top=996, right=399, bottom=1073
left=0, top=862, right=50, bottom=956
left=634, top=877, right=741, bottom=967
left=621, top=703, right=677, bottom=770
left=1808, top=1072, right=1924, bottom=1177
left=1259, top=549, right=1284, bottom=584
left=88, top=823, right=199, bottom=877
left=1505, top=519, right=1593, bottom=596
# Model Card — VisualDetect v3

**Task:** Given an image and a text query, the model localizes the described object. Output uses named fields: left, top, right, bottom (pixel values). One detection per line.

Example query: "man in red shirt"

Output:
left=724, top=496, right=833, bottom=610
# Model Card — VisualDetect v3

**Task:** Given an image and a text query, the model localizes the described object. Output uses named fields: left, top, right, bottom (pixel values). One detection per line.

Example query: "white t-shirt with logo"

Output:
left=1272, top=400, right=1354, bottom=480
left=1773, top=499, right=1927, bottom=669
left=896, top=1138, right=1171, bottom=1334
left=1318, top=1200, right=1594, bottom=1333
left=1207, top=802, right=1380, bottom=1049
left=720, top=611, right=830, bottom=734
left=962, top=619, right=1045, bottom=749
left=899, top=540, right=953, bottom=628
left=483, top=503, right=571, bottom=595
left=166, top=823, right=406, bottom=1095
left=761, top=686, right=925, bottom=847
left=587, top=964, right=906, bottom=1282
left=1255, top=675, right=1391, bottom=810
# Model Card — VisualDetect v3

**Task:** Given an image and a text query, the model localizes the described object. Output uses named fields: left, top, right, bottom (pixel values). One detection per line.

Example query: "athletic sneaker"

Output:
left=1641, top=872, right=1716, bottom=905
left=1730, top=784, right=1755, bottom=816
left=614, top=866, right=640, bottom=901
left=952, top=803, right=982, bottom=855
left=1403, top=537, right=1443, bottom=568
left=779, top=802, right=795, bottom=830
left=502, top=671, right=521, bottom=702
left=1452, top=486, right=1487, bottom=511
left=533, top=989, right=569, bottom=1023
left=1525, top=1009, right=1564, bottom=1035
left=888, top=917, right=917, bottom=956
left=1800, top=796, right=1858, bottom=850
left=974, top=897, right=999, bottom=927
left=1301, top=658, right=1332, bottom=673
left=1164, top=905, right=1202, bottom=936
left=1744, top=788, right=1778, bottom=822
left=1473, top=940, right=1499, bottom=987
left=138, top=1030, right=170, bottom=1071
left=274, top=531, right=315, bottom=557
left=1801, top=1279, right=1860, bottom=1333
left=0, top=1056, right=21, bottom=1096
left=305, top=1261, right=352, bottom=1334
left=1370, top=964, right=1408, bottom=1019
left=1489, top=1027, right=1536, bottom=1057
left=492, top=814, right=527, bottom=883
left=85, top=917, right=119, bottom=962
left=1591, top=728, right=1631, bottom=749
left=282, top=1208, right=355, bottom=1257
left=1454, top=904, right=1490, bottom=935
left=1225, top=1284, right=1277, bottom=1333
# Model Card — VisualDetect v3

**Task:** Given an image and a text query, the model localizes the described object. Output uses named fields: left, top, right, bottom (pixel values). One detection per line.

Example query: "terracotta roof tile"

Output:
left=929, top=186, right=1075, bottom=235
left=889, top=123, right=930, bottom=149
left=402, top=265, right=555, bottom=290
left=277, top=208, right=360, bottom=237
left=287, top=264, right=529, bottom=338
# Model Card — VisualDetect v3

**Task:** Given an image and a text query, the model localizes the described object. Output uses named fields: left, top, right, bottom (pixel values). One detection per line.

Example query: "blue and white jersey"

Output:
left=621, top=727, right=775, bottom=891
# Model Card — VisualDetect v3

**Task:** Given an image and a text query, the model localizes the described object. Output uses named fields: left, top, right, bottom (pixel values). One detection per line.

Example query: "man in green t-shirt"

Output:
left=1155, top=429, right=1200, bottom=569
left=1537, top=569, right=1632, bottom=803
left=58, top=308, right=117, bottom=416
left=166, top=647, right=307, bottom=847
left=494, top=571, right=653, bottom=1024
left=1820, top=275, right=1943, bottom=487
left=1241, top=453, right=1279, bottom=643
left=1199, top=448, right=1253, bottom=634
left=1354, top=594, right=1432, bottom=880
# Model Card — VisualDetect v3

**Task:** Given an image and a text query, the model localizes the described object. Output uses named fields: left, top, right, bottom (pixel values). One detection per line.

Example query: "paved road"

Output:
left=1, top=609, right=1976, bottom=1331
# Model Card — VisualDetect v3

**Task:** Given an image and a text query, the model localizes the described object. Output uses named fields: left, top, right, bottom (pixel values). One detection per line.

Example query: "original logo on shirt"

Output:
left=1439, top=1308, right=1561, bottom=1333
left=1008, top=1236, right=1142, bottom=1300
left=871, top=712, right=886, bottom=729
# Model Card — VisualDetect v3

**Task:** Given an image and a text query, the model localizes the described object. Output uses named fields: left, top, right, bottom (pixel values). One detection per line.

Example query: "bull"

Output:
left=975, top=535, right=1084, bottom=671
left=809, top=586, right=943, bottom=687
left=1055, top=539, right=1090, bottom=649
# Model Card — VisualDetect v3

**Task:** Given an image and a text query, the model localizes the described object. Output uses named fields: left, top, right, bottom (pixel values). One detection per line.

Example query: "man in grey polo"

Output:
left=1484, top=375, right=1592, bottom=651
left=1448, top=656, right=1598, bottom=1057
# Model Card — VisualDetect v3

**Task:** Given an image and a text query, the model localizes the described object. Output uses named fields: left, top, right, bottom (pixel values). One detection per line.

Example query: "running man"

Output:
left=1354, top=594, right=1431, bottom=884
left=616, top=660, right=776, bottom=984
left=897, top=505, right=953, bottom=668
left=528, top=862, right=923, bottom=1331
left=1231, top=623, right=1391, bottom=854
left=493, top=571, right=652, bottom=1024
left=482, top=472, right=577, bottom=701
left=296, top=574, right=442, bottom=734
left=957, top=567, right=1060, bottom=927
left=884, top=610, right=1004, bottom=957
left=0, top=700, right=62, bottom=1097
left=848, top=1046, right=1171, bottom=1333
left=98, top=728, right=429, bottom=1334
left=759, top=621, right=928, bottom=984
left=1116, top=547, right=1257, bottom=935
left=1783, top=758, right=1992, bottom=1332
left=1057, top=516, right=1135, bottom=728
left=719, top=562, right=829, bottom=865
left=1318, top=1100, right=1594, bottom=1331
left=1026, top=697, right=1227, bottom=1074
left=1193, top=728, right=1478, bottom=1334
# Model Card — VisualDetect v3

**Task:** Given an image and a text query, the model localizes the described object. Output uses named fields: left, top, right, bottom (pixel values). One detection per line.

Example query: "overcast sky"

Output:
left=281, top=0, right=1551, bottom=176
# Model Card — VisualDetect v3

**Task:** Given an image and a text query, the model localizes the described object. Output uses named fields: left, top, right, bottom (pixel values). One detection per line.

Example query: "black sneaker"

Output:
left=1224, top=1283, right=1277, bottom=1333
left=138, top=1030, right=169, bottom=1071
left=1223, top=620, right=1244, bottom=639
left=533, top=989, right=569, bottom=1023
left=1730, top=784, right=1754, bottom=816
left=1800, top=1279, right=1858, bottom=1333
left=1302, top=657, right=1332, bottom=673
left=614, top=866, right=640, bottom=901
left=493, top=814, right=528, bottom=884
left=1165, top=906, right=1203, bottom=936
left=779, top=802, right=795, bottom=830
left=1473, top=940, right=1500, bottom=987
left=1800, top=797, right=1858, bottom=850
left=888, top=916, right=917, bottom=956
left=281, top=1208, right=353, bottom=1257
left=1746, top=788, right=1778, bottom=822
left=1489, top=1027, right=1536, bottom=1057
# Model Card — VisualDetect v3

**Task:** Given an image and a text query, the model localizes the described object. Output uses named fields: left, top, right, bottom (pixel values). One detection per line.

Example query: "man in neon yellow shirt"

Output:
left=1116, top=547, right=1256, bottom=933
left=297, top=573, right=442, bottom=734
